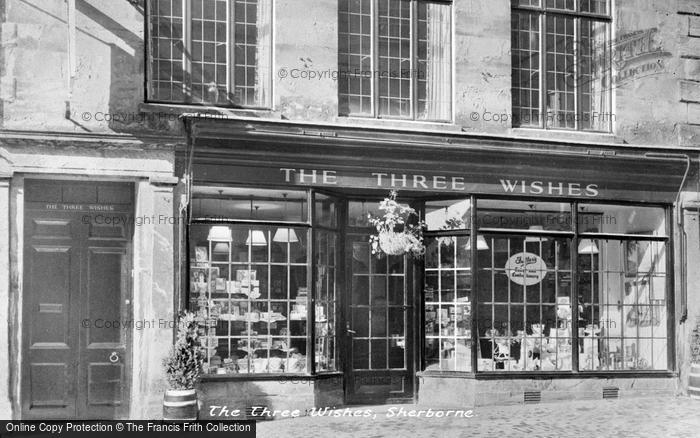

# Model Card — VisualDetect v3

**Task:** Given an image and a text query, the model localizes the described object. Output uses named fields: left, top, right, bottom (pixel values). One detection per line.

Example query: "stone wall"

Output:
left=1, top=0, right=697, bottom=147
left=418, top=376, right=677, bottom=407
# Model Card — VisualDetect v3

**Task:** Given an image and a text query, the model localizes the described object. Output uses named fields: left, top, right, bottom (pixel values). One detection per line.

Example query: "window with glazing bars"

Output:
left=148, top=0, right=272, bottom=107
left=511, top=0, right=611, bottom=131
left=338, top=0, right=452, bottom=121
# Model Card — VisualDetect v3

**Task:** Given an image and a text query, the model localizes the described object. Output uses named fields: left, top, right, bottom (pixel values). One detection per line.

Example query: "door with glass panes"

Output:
left=345, top=229, right=415, bottom=404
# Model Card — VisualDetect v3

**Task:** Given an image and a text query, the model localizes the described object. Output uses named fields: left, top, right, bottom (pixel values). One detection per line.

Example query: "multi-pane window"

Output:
left=314, top=194, right=341, bottom=372
left=148, top=0, right=272, bottom=107
left=476, top=200, right=574, bottom=372
left=338, top=0, right=452, bottom=121
left=577, top=205, right=669, bottom=371
left=426, top=199, right=671, bottom=374
left=424, top=200, right=473, bottom=372
left=511, top=0, right=611, bottom=131
left=189, top=188, right=310, bottom=375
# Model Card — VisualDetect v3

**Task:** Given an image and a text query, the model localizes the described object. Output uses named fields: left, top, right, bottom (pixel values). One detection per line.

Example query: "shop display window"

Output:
left=578, top=239, right=668, bottom=371
left=476, top=235, right=573, bottom=372
left=190, top=223, right=310, bottom=375
left=314, top=194, right=341, bottom=372
left=428, top=199, right=670, bottom=374
left=424, top=235, right=472, bottom=371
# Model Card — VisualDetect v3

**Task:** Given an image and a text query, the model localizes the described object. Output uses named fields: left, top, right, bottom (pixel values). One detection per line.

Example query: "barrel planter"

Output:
left=163, top=389, right=198, bottom=421
left=690, top=363, right=700, bottom=400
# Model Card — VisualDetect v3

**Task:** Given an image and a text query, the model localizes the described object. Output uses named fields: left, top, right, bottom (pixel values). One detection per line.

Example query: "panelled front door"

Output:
left=22, top=181, right=133, bottom=419
left=345, top=233, right=415, bottom=404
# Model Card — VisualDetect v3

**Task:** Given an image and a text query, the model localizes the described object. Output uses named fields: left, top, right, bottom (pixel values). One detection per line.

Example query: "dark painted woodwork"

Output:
left=22, top=181, right=133, bottom=420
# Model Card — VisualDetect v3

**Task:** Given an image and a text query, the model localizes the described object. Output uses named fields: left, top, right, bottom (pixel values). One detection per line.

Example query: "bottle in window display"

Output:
left=522, top=325, right=543, bottom=371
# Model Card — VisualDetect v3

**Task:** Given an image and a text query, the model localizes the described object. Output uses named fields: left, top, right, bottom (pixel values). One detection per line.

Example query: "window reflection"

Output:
left=578, top=204, right=666, bottom=236
left=192, top=187, right=308, bottom=223
left=478, top=200, right=572, bottom=231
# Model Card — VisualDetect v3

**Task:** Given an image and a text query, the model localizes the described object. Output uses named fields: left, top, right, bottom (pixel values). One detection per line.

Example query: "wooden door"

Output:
left=22, top=181, right=133, bottom=419
left=344, top=233, right=415, bottom=404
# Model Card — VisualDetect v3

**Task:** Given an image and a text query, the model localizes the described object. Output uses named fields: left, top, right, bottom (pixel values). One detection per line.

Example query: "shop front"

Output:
left=182, top=117, right=689, bottom=412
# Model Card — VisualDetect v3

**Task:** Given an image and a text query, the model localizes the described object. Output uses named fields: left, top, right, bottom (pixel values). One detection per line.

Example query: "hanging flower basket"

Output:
left=368, top=191, right=425, bottom=258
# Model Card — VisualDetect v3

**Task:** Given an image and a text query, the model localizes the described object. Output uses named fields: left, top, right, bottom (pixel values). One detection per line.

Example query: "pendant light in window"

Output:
left=246, top=202, right=267, bottom=246
left=465, top=235, right=489, bottom=250
left=577, top=239, right=599, bottom=254
left=578, top=226, right=599, bottom=254
left=273, top=193, right=299, bottom=243
left=208, top=191, right=232, bottom=253
left=524, top=225, right=548, bottom=243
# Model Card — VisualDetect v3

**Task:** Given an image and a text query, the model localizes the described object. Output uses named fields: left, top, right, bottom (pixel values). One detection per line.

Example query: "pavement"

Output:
left=255, top=396, right=700, bottom=438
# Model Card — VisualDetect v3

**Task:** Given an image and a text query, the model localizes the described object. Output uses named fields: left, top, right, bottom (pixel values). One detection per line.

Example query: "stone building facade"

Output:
left=0, top=0, right=699, bottom=420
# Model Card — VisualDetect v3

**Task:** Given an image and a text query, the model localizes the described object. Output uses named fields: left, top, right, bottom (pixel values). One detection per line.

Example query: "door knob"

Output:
left=109, top=352, right=119, bottom=363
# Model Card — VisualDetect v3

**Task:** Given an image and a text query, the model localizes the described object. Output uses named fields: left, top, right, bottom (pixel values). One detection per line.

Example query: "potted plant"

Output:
left=162, top=311, right=205, bottom=420
left=368, top=190, right=426, bottom=258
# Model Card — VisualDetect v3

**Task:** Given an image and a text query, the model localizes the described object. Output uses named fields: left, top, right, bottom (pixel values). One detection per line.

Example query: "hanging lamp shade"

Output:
left=213, top=242, right=230, bottom=254
left=524, top=225, right=548, bottom=242
left=246, top=230, right=267, bottom=246
left=466, top=235, right=489, bottom=250
left=578, top=239, right=599, bottom=255
left=208, top=225, right=232, bottom=242
left=273, top=228, right=299, bottom=243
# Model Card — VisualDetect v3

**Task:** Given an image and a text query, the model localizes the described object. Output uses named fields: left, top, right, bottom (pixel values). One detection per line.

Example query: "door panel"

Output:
left=83, top=246, right=129, bottom=418
left=22, top=181, right=133, bottom=419
left=345, top=233, right=414, bottom=404
left=23, top=241, right=79, bottom=419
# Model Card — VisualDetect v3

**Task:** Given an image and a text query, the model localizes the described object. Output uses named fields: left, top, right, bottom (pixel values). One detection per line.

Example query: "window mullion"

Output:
left=573, top=17, right=580, bottom=131
left=373, top=0, right=379, bottom=118
left=411, top=0, right=417, bottom=120
left=539, top=11, right=546, bottom=129
left=227, top=0, right=233, bottom=99
left=184, top=0, right=193, bottom=103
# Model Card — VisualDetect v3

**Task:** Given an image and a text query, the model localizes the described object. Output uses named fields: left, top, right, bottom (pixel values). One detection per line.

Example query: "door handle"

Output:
left=347, top=329, right=357, bottom=335
left=109, top=352, right=120, bottom=363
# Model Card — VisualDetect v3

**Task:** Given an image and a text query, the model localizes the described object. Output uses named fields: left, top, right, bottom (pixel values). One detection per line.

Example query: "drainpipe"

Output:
left=64, top=0, right=76, bottom=119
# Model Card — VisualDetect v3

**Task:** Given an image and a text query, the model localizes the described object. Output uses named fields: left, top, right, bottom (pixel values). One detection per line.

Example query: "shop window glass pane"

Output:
left=315, top=194, right=339, bottom=229
left=477, top=233, right=572, bottom=372
left=424, top=338, right=440, bottom=370
left=192, top=187, right=308, bottom=222
left=576, top=239, right=668, bottom=371
left=189, top=223, right=310, bottom=375
left=426, top=200, right=472, bottom=231
left=315, top=230, right=339, bottom=372
left=478, top=199, right=572, bottom=231
left=424, top=235, right=472, bottom=372
left=578, top=204, right=666, bottom=236
left=348, top=199, right=413, bottom=227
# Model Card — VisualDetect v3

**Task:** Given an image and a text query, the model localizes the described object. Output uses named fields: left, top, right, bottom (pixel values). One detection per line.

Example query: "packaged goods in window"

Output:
left=236, top=269, right=257, bottom=284
left=195, top=246, right=208, bottom=263
left=290, top=304, right=307, bottom=320
left=580, top=324, right=601, bottom=370
left=215, top=277, right=226, bottom=291
left=315, top=305, right=326, bottom=322
left=287, top=350, right=307, bottom=373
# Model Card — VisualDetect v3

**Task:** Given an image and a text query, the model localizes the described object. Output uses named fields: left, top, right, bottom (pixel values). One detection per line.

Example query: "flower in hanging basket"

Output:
left=368, top=191, right=426, bottom=258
